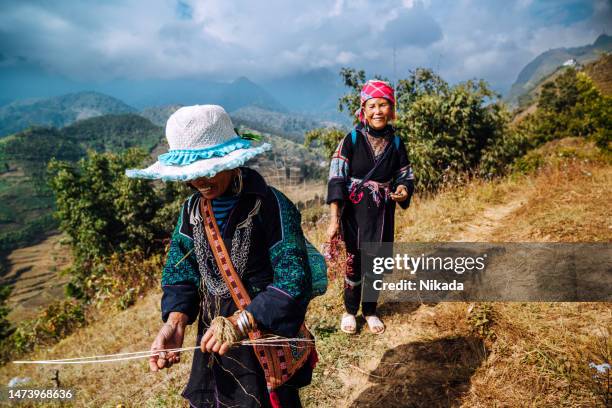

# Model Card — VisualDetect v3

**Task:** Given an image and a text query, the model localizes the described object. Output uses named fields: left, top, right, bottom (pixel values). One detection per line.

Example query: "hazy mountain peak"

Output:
left=507, top=34, right=612, bottom=106
left=232, top=76, right=254, bottom=85
left=0, top=91, right=136, bottom=137
left=593, top=33, right=611, bottom=48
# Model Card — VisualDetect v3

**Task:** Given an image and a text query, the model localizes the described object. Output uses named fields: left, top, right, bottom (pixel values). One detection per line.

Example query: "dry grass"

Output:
left=584, top=53, right=612, bottom=97
left=299, top=137, right=611, bottom=407
left=491, top=144, right=612, bottom=242
left=272, top=180, right=327, bottom=204
left=0, top=291, right=197, bottom=407
left=1, top=137, right=610, bottom=407
left=393, top=177, right=526, bottom=242
left=1, top=233, right=72, bottom=323
left=460, top=302, right=611, bottom=407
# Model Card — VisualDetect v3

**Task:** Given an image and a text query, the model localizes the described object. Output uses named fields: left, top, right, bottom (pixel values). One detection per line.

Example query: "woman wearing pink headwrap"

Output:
left=326, top=80, right=415, bottom=334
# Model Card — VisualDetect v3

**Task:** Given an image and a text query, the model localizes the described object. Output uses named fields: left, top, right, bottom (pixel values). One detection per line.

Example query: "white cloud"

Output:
left=330, top=0, right=345, bottom=17
left=0, top=0, right=609, bottom=92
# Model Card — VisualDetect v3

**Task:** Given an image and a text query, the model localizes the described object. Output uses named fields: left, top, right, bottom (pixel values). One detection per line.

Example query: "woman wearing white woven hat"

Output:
left=127, top=105, right=325, bottom=408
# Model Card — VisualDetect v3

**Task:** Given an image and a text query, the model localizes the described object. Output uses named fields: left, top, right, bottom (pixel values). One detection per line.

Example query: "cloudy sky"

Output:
left=0, top=0, right=610, bottom=92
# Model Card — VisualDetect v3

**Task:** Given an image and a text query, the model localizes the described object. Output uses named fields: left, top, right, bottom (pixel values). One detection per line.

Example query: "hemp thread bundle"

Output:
left=321, top=236, right=348, bottom=281
left=210, top=315, right=240, bottom=346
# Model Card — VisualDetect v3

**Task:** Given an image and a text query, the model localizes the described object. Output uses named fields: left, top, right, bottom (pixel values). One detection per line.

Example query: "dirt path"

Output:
left=1, top=233, right=71, bottom=322
left=452, top=197, right=526, bottom=242
left=341, top=192, right=529, bottom=406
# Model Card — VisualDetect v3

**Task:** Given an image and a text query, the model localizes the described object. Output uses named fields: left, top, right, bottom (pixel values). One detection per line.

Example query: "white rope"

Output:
left=12, top=337, right=315, bottom=365
left=15, top=346, right=190, bottom=362
left=12, top=346, right=200, bottom=365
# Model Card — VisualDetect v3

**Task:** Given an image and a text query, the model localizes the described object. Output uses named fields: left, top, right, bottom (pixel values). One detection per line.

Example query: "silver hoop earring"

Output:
left=232, top=169, right=243, bottom=194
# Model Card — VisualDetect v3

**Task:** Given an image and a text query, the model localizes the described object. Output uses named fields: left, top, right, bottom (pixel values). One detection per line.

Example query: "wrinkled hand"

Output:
left=390, top=185, right=408, bottom=202
left=149, top=313, right=187, bottom=372
left=200, top=315, right=240, bottom=356
left=327, top=220, right=340, bottom=241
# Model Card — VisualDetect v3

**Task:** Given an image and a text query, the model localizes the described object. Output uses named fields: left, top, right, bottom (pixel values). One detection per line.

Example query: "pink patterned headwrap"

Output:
left=357, top=80, right=395, bottom=122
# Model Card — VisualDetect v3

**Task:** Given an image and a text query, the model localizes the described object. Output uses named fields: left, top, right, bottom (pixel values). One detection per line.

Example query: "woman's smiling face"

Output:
left=363, top=98, right=394, bottom=130
left=189, top=170, right=234, bottom=199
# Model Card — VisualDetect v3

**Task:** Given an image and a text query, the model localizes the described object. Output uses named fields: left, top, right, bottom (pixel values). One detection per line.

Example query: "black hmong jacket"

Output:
left=161, top=167, right=313, bottom=407
left=326, top=123, right=415, bottom=250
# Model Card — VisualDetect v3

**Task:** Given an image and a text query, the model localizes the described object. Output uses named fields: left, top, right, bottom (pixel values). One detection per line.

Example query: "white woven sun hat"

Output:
left=125, top=104, right=271, bottom=181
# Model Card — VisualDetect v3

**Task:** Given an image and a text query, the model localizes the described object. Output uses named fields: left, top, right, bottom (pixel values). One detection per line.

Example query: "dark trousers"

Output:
left=267, top=385, right=302, bottom=408
left=343, top=249, right=380, bottom=316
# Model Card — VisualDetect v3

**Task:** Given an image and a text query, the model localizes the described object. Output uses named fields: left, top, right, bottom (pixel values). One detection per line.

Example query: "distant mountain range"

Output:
left=61, top=113, right=163, bottom=152
left=141, top=104, right=332, bottom=142
left=0, top=89, right=335, bottom=141
left=262, top=69, right=349, bottom=123
left=103, top=76, right=287, bottom=112
left=0, top=92, right=136, bottom=137
left=230, top=106, right=326, bottom=142
left=3, top=33, right=609, bottom=120
left=0, top=64, right=349, bottom=137
left=0, top=113, right=164, bottom=183
left=139, top=105, right=183, bottom=127
left=507, top=34, right=612, bottom=106
left=0, top=56, right=346, bottom=118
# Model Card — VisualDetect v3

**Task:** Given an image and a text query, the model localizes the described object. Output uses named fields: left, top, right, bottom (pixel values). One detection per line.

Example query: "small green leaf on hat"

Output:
left=235, top=128, right=262, bottom=141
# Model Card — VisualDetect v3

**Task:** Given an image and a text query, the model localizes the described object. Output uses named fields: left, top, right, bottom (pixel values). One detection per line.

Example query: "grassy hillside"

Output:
left=507, top=34, right=611, bottom=106
left=513, top=52, right=611, bottom=124
left=0, top=92, right=137, bottom=138
left=0, top=115, right=163, bottom=255
left=0, top=128, right=84, bottom=254
left=61, top=114, right=163, bottom=153
left=1, top=137, right=609, bottom=407
left=2, top=234, right=71, bottom=323
left=139, top=105, right=183, bottom=127
left=584, top=53, right=612, bottom=96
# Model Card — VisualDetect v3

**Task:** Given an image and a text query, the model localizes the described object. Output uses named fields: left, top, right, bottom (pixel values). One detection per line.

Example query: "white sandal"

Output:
left=365, top=315, right=385, bottom=335
left=340, top=313, right=357, bottom=334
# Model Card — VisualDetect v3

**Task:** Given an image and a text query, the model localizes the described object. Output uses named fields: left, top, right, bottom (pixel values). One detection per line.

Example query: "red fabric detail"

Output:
left=360, top=80, right=395, bottom=105
left=309, top=349, right=319, bottom=369
left=357, top=80, right=395, bottom=121
left=269, top=390, right=282, bottom=408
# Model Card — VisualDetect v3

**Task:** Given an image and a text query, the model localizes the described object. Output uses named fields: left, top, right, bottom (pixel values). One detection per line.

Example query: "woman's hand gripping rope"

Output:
left=149, top=312, right=188, bottom=372
left=200, top=311, right=253, bottom=356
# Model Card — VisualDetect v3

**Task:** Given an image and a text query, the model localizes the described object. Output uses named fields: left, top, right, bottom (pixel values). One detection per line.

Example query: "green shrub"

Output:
left=0, top=285, right=12, bottom=340
left=304, top=127, right=347, bottom=159
left=521, top=69, right=612, bottom=149
left=307, top=68, right=512, bottom=191
left=48, top=149, right=167, bottom=295
left=307, top=66, right=611, bottom=191
left=513, top=151, right=545, bottom=174
left=84, top=250, right=164, bottom=310
left=0, top=300, right=85, bottom=362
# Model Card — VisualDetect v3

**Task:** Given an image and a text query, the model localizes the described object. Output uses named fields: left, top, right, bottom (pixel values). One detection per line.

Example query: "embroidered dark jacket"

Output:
left=326, top=124, right=415, bottom=249
left=161, top=167, right=313, bottom=408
